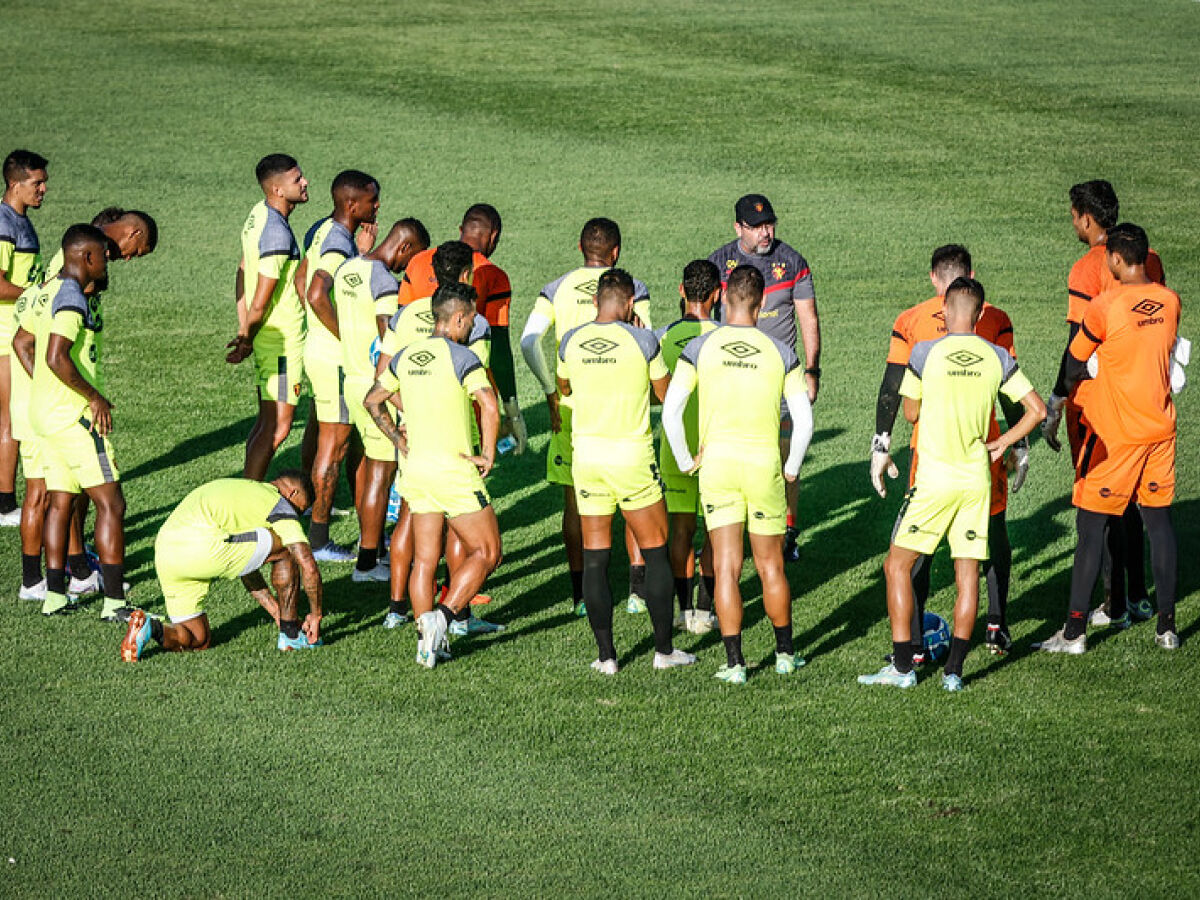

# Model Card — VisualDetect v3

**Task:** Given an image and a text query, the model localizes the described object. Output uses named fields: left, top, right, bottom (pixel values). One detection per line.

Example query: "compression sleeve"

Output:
left=662, top=362, right=698, bottom=473
left=1052, top=322, right=1083, bottom=397
left=489, top=324, right=517, bottom=400
left=520, top=311, right=555, bottom=394
left=783, top=381, right=814, bottom=479
left=874, top=362, right=906, bottom=435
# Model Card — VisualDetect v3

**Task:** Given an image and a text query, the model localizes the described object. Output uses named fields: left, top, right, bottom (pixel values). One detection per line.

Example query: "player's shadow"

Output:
left=120, top=416, right=256, bottom=481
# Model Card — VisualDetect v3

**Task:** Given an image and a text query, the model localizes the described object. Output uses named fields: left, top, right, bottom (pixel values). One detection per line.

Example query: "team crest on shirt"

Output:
left=725, top=260, right=737, bottom=273
left=294, top=384, right=302, bottom=397
left=771, top=261, right=787, bottom=280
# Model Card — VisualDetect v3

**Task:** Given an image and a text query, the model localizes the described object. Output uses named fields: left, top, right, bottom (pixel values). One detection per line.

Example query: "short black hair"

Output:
left=331, top=169, right=378, bottom=199
left=255, top=153, right=299, bottom=186
left=682, top=259, right=721, bottom=303
left=944, top=276, right=985, bottom=315
left=61, top=223, right=108, bottom=255
left=461, top=203, right=501, bottom=233
left=432, top=240, right=474, bottom=287
left=275, top=468, right=314, bottom=512
left=595, top=268, right=635, bottom=305
left=1069, top=180, right=1119, bottom=229
left=90, top=207, right=126, bottom=228
left=431, top=282, right=477, bottom=322
left=930, top=244, right=971, bottom=282
left=1106, top=222, right=1149, bottom=266
left=396, top=217, right=430, bottom=249
left=725, top=264, right=764, bottom=305
left=580, top=217, right=621, bottom=258
left=3, top=150, right=48, bottom=187
left=127, top=210, right=159, bottom=252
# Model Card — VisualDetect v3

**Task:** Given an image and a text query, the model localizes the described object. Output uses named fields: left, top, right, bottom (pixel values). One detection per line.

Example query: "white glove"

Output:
left=1042, top=392, right=1066, bottom=452
left=503, top=398, right=527, bottom=454
left=1085, top=352, right=1098, bottom=379
left=1172, top=337, right=1190, bottom=394
left=869, top=433, right=899, bottom=498
left=1008, top=439, right=1030, bottom=494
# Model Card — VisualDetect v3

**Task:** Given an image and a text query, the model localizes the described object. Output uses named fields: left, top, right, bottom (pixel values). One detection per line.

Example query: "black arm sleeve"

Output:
left=875, top=362, right=906, bottom=435
left=999, top=392, right=1023, bottom=430
left=1062, top=351, right=1090, bottom=399
left=1052, top=322, right=1083, bottom=397
left=489, top=324, right=518, bottom=401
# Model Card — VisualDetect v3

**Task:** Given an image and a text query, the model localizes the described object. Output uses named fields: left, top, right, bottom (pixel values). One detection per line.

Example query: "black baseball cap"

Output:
left=735, top=194, right=776, bottom=226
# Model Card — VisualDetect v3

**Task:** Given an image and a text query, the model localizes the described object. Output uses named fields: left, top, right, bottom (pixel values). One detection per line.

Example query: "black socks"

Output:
left=22, top=554, right=41, bottom=588
left=944, top=637, right=970, bottom=678
left=723, top=634, right=745, bottom=667
left=100, top=564, right=125, bottom=601
left=310, top=520, right=330, bottom=549
left=68, top=553, right=91, bottom=581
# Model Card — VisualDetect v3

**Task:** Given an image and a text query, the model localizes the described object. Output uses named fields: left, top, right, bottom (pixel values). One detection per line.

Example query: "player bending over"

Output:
left=121, top=472, right=324, bottom=660
left=363, top=283, right=502, bottom=668
left=557, top=268, right=693, bottom=674
left=859, top=279, right=1043, bottom=691
left=663, top=265, right=813, bottom=684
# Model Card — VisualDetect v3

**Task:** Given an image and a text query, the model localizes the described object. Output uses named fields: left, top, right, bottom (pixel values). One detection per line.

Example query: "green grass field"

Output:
left=2, top=1, right=1198, bottom=895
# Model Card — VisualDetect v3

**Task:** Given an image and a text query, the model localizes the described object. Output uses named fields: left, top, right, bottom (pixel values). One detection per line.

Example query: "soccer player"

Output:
left=335, top=219, right=423, bottom=583
left=1036, top=224, right=1181, bottom=653
left=397, top=204, right=527, bottom=453
left=0, top=150, right=48, bottom=525
left=120, top=472, right=324, bottom=660
left=363, top=282, right=502, bottom=669
left=663, top=265, right=814, bottom=683
left=226, top=154, right=309, bottom=480
left=12, top=207, right=158, bottom=600
left=1042, top=180, right=1165, bottom=626
left=520, top=218, right=654, bottom=615
left=858, top=278, right=1044, bottom=691
left=869, top=244, right=1025, bottom=655
left=294, top=169, right=381, bottom=561
left=655, top=260, right=720, bottom=634
left=29, top=224, right=133, bottom=621
left=557, top=268, right=693, bottom=674
left=708, top=194, right=821, bottom=563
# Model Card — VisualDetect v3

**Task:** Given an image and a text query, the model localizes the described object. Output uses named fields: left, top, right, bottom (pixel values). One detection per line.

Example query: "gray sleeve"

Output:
left=679, top=330, right=716, bottom=367
left=622, top=322, right=661, bottom=363
left=989, top=343, right=1021, bottom=384
left=0, top=208, right=14, bottom=244
left=448, top=339, right=485, bottom=383
left=259, top=215, right=297, bottom=258
left=768, top=334, right=801, bottom=372
left=632, top=278, right=650, bottom=302
left=908, top=338, right=936, bottom=378
left=541, top=273, right=568, bottom=300
left=387, top=308, right=403, bottom=332
left=267, top=496, right=301, bottom=523
left=370, top=262, right=399, bottom=301
left=791, top=249, right=815, bottom=302
left=50, top=281, right=88, bottom=317
left=558, top=324, right=583, bottom=362
left=322, top=225, right=356, bottom=261
left=470, top=314, right=491, bottom=344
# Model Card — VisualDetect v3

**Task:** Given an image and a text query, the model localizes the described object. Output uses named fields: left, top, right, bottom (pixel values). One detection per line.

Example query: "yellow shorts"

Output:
left=346, top=378, right=398, bottom=464
left=18, top=433, right=45, bottom=481
left=699, top=454, right=786, bottom=535
left=0, top=305, right=12, bottom=357
left=253, top=342, right=304, bottom=406
left=403, top=457, right=490, bottom=519
left=893, top=478, right=990, bottom=560
left=572, top=445, right=663, bottom=518
left=546, top=403, right=574, bottom=486
left=155, top=525, right=273, bottom=622
left=662, top=469, right=700, bottom=516
left=39, top=418, right=120, bottom=493
left=306, top=352, right=349, bottom=425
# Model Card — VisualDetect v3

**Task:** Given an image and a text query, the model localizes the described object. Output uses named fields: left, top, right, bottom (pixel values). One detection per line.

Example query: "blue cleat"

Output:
left=277, top=631, right=323, bottom=651
left=449, top=614, right=505, bottom=636
left=312, top=541, right=357, bottom=563
left=941, top=673, right=964, bottom=692
left=120, top=609, right=153, bottom=662
left=382, top=611, right=408, bottom=629
left=857, top=664, right=917, bottom=689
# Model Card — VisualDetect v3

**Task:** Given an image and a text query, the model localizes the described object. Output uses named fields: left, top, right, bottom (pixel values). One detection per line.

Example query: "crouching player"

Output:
left=121, top=472, right=324, bottom=660
left=363, top=283, right=502, bottom=669
left=859, top=278, right=1044, bottom=691
left=663, top=265, right=813, bottom=684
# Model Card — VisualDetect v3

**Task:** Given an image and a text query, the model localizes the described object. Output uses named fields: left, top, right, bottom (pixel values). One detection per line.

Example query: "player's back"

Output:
left=656, top=317, right=717, bottom=473
left=888, top=296, right=1014, bottom=367
left=536, top=266, right=653, bottom=347
left=390, top=336, right=485, bottom=463
left=558, top=320, right=661, bottom=454
left=10, top=282, right=53, bottom=439
left=1068, top=244, right=1165, bottom=325
left=681, top=324, right=797, bottom=461
left=1081, top=281, right=1180, bottom=446
left=335, top=256, right=398, bottom=382
left=164, top=479, right=306, bottom=543
left=240, top=200, right=303, bottom=342
left=905, top=334, right=1017, bottom=479
left=30, top=277, right=103, bottom=436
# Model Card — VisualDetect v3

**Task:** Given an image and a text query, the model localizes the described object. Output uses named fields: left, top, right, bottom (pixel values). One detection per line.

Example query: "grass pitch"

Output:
left=1, top=1, right=1198, bottom=895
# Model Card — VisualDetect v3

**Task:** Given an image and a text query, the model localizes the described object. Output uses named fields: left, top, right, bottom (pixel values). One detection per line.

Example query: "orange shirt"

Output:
left=887, top=296, right=1016, bottom=449
left=1069, top=281, right=1179, bottom=446
left=396, top=248, right=513, bottom=327
left=1067, top=244, right=1165, bottom=325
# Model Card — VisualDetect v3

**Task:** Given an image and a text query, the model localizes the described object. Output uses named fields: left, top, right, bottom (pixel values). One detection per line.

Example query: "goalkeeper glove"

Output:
left=1042, top=392, right=1066, bottom=452
left=870, top=433, right=899, bottom=498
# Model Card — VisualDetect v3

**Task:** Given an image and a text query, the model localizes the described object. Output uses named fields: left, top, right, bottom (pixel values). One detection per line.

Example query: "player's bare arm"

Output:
left=363, top=381, right=407, bottom=453
left=11, top=325, right=35, bottom=377
left=463, top=386, right=500, bottom=477
left=240, top=569, right=281, bottom=624
left=287, top=540, right=324, bottom=642
left=45, top=332, right=112, bottom=434
left=903, top=395, right=920, bottom=425
left=986, top=389, right=1046, bottom=463
left=304, top=268, right=340, bottom=338
left=226, top=268, right=277, bottom=363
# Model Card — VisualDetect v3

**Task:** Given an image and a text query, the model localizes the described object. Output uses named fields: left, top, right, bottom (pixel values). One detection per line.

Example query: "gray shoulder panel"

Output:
left=907, top=337, right=940, bottom=378
left=558, top=322, right=587, bottom=362
left=541, top=271, right=570, bottom=300
left=50, top=278, right=88, bottom=317
left=987, top=341, right=1020, bottom=384
left=321, top=220, right=356, bottom=260
left=766, top=333, right=801, bottom=372
left=618, top=321, right=661, bottom=363
left=469, top=314, right=491, bottom=344
left=259, top=208, right=298, bottom=258
left=369, top=260, right=399, bottom=300
left=632, top=277, right=650, bottom=301
left=446, top=338, right=484, bottom=383
left=679, top=329, right=718, bottom=367
left=266, top=496, right=300, bottom=523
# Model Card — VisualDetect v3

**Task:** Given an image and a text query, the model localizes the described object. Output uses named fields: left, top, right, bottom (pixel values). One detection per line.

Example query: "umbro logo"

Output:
left=722, top=341, right=760, bottom=359
left=417, top=311, right=435, bottom=324
left=409, top=350, right=436, bottom=368
left=343, top=272, right=363, bottom=288
left=580, top=337, right=618, bottom=356
left=576, top=278, right=599, bottom=296
left=1132, top=299, right=1164, bottom=317
left=946, top=350, right=984, bottom=368
left=675, top=337, right=693, bottom=349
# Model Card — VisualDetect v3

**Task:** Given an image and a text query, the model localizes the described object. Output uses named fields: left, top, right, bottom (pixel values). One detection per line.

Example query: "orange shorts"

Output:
left=1073, top=431, right=1175, bottom=515
left=909, top=449, right=1006, bottom=517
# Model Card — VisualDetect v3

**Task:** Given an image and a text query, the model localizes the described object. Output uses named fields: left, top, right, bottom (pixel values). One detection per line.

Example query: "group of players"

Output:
left=0, top=145, right=1184, bottom=686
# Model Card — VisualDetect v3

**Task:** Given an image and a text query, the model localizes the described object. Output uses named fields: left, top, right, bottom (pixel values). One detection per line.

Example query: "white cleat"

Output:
left=19, top=579, right=46, bottom=601
left=415, top=611, right=441, bottom=668
left=1155, top=630, right=1181, bottom=650
left=68, top=571, right=102, bottom=597
left=590, top=658, right=619, bottom=676
left=0, top=508, right=21, bottom=527
left=1032, top=628, right=1087, bottom=655
left=653, top=648, right=697, bottom=670
left=687, top=609, right=718, bottom=635
left=351, top=562, right=390, bottom=583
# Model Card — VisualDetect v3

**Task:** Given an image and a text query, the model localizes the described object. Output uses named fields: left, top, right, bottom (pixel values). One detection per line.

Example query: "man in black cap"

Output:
left=708, top=194, right=822, bottom=562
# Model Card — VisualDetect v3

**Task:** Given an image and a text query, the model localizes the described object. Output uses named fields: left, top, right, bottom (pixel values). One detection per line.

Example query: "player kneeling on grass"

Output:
left=121, top=472, right=324, bottom=661
left=859, top=279, right=1044, bottom=692
left=663, top=265, right=813, bottom=684
left=363, top=282, right=502, bottom=669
